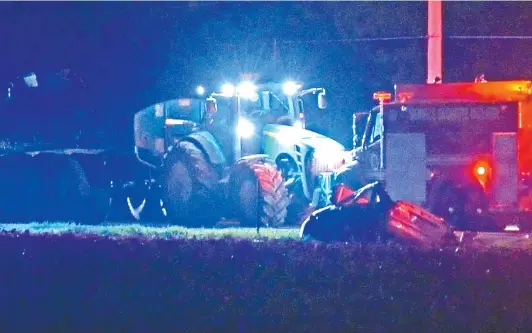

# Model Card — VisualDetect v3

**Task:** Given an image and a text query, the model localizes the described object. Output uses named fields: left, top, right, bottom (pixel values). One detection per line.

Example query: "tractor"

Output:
left=226, top=80, right=351, bottom=224
left=131, top=87, right=291, bottom=227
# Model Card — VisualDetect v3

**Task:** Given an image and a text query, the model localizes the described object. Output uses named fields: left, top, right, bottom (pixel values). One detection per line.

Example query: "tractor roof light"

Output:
left=196, top=85, right=206, bottom=96
left=221, top=83, right=236, bottom=97
left=236, top=81, right=258, bottom=101
left=283, top=81, right=302, bottom=96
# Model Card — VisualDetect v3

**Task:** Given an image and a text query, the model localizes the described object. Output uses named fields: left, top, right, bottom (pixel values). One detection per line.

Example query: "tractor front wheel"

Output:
left=229, top=158, right=289, bottom=228
left=162, top=141, right=220, bottom=227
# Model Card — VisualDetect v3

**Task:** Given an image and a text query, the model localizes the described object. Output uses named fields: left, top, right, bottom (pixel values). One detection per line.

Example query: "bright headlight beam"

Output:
left=283, top=81, right=301, bottom=96
left=196, top=85, right=205, bottom=96
left=221, top=83, right=235, bottom=97
left=237, top=117, right=255, bottom=139
left=237, top=81, right=258, bottom=101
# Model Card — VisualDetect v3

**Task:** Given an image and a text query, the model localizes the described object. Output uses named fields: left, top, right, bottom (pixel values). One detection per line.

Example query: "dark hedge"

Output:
left=2, top=231, right=532, bottom=333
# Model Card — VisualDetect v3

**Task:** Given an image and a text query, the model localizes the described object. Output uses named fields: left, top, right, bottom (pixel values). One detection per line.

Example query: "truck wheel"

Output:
left=461, top=181, right=499, bottom=231
left=427, top=178, right=492, bottom=230
left=427, top=178, right=465, bottom=228
left=229, top=158, right=289, bottom=227
left=162, top=141, right=220, bottom=227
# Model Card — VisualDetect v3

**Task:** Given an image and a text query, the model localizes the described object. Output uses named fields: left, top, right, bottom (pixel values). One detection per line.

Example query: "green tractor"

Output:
left=132, top=89, right=290, bottom=227
left=252, top=82, right=351, bottom=222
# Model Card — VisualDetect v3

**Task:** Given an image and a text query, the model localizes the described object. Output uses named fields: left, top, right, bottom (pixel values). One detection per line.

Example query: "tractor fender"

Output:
left=178, top=131, right=226, bottom=166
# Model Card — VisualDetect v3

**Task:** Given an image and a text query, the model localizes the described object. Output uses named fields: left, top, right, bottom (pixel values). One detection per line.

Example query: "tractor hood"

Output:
left=299, top=130, right=345, bottom=153
left=263, top=124, right=345, bottom=153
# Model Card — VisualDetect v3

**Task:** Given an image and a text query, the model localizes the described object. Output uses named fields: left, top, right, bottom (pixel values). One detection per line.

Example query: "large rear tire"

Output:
left=162, top=141, right=220, bottom=227
left=276, top=156, right=310, bottom=226
left=229, top=158, right=289, bottom=227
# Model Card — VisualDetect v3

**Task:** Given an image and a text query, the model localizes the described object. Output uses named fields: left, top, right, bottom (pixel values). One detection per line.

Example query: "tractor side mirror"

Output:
left=318, top=91, right=327, bottom=109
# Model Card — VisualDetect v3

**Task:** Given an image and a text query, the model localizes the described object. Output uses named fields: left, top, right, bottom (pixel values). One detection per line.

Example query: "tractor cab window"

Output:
left=363, top=108, right=383, bottom=146
left=353, top=112, right=370, bottom=148
left=164, top=98, right=204, bottom=124
left=371, top=112, right=383, bottom=143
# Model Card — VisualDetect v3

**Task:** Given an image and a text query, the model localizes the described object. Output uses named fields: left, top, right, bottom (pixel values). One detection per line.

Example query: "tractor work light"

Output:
left=196, top=85, right=205, bottom=96
left=237, top=117, right=255, bottom=139
left=237, top=81, right=258, bottom=101
left=283, top=81, right=302, bottom=96
left=221, top=83, right=236, bottom=97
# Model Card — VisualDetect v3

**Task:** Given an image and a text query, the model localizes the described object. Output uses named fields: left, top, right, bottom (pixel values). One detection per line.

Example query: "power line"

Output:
left=448, top=35, right=532, bottom=40
left=281, top=35, right=532, bottom=44
left=279, top=36, right=426, bottom=44
left=215, top=35, right=532, bottom=47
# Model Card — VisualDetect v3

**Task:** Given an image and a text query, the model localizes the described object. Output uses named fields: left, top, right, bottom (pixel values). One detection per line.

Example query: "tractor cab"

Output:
left=212, top=80, right=327, bottom=130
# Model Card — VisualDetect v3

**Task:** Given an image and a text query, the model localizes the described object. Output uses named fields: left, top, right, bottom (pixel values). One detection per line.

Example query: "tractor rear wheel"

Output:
left=162, top=141, right=220, bottom=227
left=229, top=158, right=289, bottom=227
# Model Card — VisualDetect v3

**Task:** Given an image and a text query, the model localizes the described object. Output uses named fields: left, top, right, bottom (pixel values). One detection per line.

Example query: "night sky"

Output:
left=2, top=1, right=532, bottom=146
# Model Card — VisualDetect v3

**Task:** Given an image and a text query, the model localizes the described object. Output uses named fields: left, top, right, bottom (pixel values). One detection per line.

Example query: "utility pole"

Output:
left=427, top=0, right=443, bottom=83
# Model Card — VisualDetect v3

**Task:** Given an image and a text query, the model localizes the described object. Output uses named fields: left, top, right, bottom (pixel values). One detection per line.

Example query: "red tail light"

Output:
left=472, top=159, right=492, bottom=190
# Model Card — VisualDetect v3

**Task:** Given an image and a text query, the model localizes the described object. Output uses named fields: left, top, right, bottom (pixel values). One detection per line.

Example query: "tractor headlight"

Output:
left=237, top=117, right=255, bottom=139
left=311, top=149, right=347, bottom=173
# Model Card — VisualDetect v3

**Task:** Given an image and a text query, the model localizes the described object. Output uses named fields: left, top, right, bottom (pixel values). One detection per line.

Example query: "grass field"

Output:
left=0, top=222, right=301, bottom=240
left=4, top=222, right=532, bottom=331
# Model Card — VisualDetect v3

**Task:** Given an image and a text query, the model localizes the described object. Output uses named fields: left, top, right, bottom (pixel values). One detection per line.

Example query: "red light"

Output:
left=472, top=159, right=492, bottom=191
